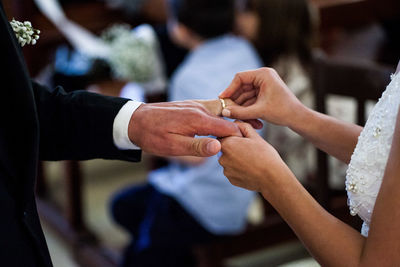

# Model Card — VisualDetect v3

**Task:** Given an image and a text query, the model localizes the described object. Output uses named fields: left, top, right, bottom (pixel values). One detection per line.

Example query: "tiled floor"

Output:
left=41, top=158, right=319, bottom=267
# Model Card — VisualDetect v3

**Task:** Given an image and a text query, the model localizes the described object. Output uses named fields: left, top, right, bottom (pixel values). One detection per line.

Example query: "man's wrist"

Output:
left=127, top=103, right=148, bottom=148
left=113, top=101, right=143, bottom=150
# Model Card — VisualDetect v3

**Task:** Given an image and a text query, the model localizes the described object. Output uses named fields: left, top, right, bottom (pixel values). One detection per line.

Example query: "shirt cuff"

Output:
left=113, top=101, right=143, bottom=150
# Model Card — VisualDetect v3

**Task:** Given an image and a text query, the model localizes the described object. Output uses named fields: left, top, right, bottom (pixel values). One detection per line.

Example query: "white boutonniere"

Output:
left=10, top=19, right=40, bottom=47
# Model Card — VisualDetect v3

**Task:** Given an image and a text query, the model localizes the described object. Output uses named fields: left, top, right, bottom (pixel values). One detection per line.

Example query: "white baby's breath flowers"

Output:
left=101, top=24, right=156, bottom=83
left=10, top=19, right=40, bottom=47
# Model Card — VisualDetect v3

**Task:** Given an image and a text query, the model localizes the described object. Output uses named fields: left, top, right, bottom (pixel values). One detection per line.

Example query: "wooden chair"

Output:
left=311, top=50, right=394, bottom=217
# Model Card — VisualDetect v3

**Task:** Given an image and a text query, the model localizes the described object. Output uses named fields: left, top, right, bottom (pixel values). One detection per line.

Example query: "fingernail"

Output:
left=222, top=108, right=231, bottom=117
left=206, top=141, right=219, bottom=155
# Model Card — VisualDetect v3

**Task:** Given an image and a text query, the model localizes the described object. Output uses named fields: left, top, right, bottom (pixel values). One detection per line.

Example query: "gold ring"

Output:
left=219, top=98, right=227, bottom=110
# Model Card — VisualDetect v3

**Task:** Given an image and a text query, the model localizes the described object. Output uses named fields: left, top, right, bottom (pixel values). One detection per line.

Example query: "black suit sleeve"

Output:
left=32, top=82, right=141, bottom=162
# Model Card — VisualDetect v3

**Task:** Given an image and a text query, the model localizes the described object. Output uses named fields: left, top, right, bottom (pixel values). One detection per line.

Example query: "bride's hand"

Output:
left=219, top=121, right=291, bottom=192
left=219, top=68, right=307, bottom=128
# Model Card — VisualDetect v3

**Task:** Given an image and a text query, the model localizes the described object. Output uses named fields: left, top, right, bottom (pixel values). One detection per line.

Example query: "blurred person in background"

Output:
left=235, top=0, right=320, bottom=182
left=110, top=0, right=263, bottom=266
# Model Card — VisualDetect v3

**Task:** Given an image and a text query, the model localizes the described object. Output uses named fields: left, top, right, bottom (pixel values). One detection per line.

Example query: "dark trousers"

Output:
left=110, top=184, right=217, bottom=267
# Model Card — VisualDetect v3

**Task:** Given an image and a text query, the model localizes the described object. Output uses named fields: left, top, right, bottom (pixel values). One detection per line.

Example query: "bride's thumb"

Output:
left=222, top=105, right=257, bottom=120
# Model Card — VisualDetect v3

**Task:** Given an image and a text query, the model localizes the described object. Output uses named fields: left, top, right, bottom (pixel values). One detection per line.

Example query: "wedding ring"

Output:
left=219, top=98, right=227, bottom=110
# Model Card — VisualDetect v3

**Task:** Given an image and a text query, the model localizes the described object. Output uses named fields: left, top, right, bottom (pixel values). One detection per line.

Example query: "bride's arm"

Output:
left=287, top=104, right=362, bottom=164
left=219, top=68, right=361, bottom=163
left=219, top=111, right=400, bottom=266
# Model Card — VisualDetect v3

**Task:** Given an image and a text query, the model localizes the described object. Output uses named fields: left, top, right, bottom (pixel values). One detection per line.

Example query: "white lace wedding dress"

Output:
left=346, top=72, right=400, bottom=237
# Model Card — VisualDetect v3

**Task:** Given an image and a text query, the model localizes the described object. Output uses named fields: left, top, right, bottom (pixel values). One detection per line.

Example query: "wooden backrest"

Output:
left=312, top=51, right=394, bottom=208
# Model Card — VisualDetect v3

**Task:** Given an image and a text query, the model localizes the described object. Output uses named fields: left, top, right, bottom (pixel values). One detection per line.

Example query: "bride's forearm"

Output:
left=287, top=104, right=362, bottom=164
left=260, top=171, right=365, bottom=266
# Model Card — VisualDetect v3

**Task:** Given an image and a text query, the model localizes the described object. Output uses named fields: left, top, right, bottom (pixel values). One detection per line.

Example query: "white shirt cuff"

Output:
left=113, top=101, right=143, bottom=150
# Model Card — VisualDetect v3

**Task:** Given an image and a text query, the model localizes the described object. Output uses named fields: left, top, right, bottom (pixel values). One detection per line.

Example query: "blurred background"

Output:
left=2, top=0, right=399, bottom=266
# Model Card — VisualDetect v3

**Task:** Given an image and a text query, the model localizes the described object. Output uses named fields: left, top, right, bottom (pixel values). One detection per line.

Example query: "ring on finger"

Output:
left=219, top=98, right=227, bottom=110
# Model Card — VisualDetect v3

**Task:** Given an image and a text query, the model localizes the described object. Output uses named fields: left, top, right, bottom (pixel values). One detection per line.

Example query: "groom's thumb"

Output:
left=169, top=135, right=222, bottom=157
left=192, top=138, right=221, bottom=157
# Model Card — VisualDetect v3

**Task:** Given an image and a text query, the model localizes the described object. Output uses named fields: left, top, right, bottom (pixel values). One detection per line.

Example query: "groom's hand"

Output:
left=128, top=101, right=242, bottom=157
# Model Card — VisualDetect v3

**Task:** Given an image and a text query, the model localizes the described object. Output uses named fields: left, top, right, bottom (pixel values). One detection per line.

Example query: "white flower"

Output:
left=101, top=24, right=157, bottom=83
left=10, top=19, right=40, bottom=47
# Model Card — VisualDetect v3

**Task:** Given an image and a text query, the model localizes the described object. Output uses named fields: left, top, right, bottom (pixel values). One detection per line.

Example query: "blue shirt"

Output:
left=149, top=35, right=263, bottom=234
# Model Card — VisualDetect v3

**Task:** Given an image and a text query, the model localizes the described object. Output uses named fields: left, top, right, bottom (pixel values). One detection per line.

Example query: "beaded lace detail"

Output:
left=346, top=72, right=400, bottom=236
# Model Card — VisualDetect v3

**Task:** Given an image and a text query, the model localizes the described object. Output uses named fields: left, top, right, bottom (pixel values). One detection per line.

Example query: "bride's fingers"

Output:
left=231, top=85, right=256, bottom=101
left=244, top=119, right=263, bottom=129
left=224, top=98, right=237, bottom=107
left=242, top=97, right=257, bottom=107
left=230, top=88, right=244, bottom=101
left=235, top=90, right=257, bottom=105
left=220, top=70, right=260, bottom=98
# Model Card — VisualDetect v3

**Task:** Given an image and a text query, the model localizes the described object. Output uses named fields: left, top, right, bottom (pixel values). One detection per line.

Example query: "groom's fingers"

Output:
left=194, top=115, right=242, bottom=138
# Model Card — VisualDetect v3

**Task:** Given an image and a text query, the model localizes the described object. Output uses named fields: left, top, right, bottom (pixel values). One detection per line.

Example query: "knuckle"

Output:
left=189, top=101, right=207, bottom=112
left=268, top=67, right=278, bottom=75
left=186, top=109, right=205, bottom=125
left=191, top=140, right=202, bottom=156
left=192, top=109, right=205, bottom=119
left=260, top=67, right=276, bottom=76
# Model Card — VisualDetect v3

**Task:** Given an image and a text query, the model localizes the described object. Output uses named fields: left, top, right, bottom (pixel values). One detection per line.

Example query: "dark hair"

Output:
left=169, top=0, right=235, bottom=39
left=241, top=0, right=316, bottom=67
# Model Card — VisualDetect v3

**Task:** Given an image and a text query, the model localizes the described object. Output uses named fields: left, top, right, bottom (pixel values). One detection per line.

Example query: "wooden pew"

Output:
left=311, top=0, right=400, bottom=65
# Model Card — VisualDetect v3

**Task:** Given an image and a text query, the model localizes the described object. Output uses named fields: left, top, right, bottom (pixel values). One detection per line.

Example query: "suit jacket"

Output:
left=0, top=3, right=141, bottom=266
